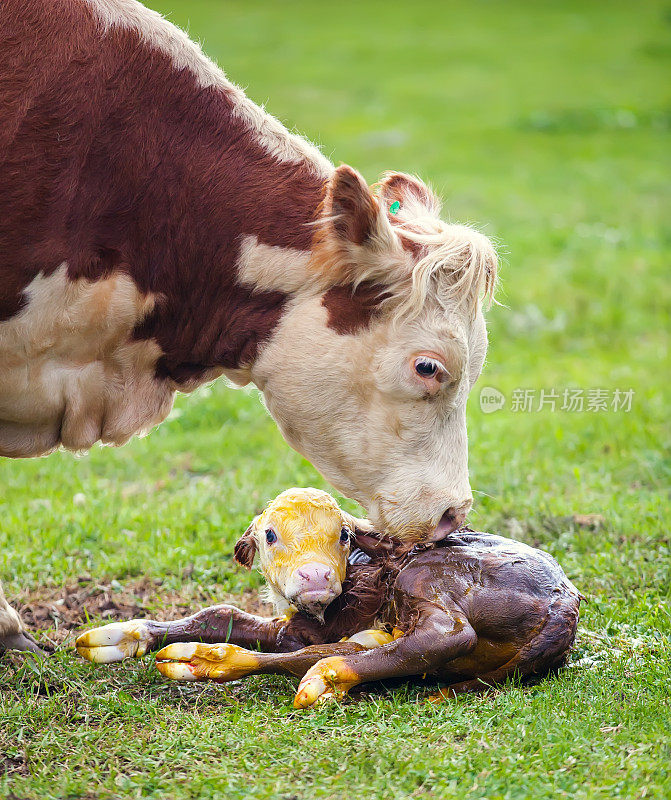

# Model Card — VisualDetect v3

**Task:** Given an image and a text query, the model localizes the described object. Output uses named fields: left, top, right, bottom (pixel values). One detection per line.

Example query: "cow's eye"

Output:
left=340, top=527, right=350, bottom=545
left=414, top=357, right=440, bottom=378
left=265, top=528, right=277, bottom=545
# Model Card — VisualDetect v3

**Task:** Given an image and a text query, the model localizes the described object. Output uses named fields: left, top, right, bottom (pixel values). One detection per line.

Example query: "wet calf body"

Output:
left=170, top=533, right=580, bottom=705
left=331, top=532, right=581, bottom=700
left=77, top=491, right=580, bottom=707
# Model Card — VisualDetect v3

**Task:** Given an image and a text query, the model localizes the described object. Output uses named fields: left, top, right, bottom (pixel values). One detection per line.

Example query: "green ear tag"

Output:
left=389, top=200, right=401, bottom=215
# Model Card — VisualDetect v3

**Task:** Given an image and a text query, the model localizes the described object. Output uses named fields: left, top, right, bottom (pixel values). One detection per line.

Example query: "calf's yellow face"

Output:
left=234, top=488, right=357, bottom=622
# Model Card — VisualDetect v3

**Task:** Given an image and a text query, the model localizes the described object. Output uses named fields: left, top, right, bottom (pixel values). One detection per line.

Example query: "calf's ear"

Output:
left=234, top=518, right=258, bottom=569
left=341, top=512, right=375, bottom=537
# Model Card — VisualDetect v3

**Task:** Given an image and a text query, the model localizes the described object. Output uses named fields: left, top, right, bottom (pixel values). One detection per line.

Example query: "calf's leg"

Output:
left=295, top=607, right=477, bottom=707
left=154, top=629, right=394, bottom=682
left=0, top=580, right=43, bottom=655
left=75, top=604, right=285, bottom=663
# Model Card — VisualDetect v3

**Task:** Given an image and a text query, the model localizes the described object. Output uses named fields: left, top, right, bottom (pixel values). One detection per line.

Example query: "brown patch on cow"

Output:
left=0, top=0, right=327, bottom=382
left=321, top=282, right=389, bottom=335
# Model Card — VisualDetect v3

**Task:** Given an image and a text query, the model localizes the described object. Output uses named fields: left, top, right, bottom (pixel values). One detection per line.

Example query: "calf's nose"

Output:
left=289, top=562, right=341, bottom=623
left=297, top=564, right=333, bottom=587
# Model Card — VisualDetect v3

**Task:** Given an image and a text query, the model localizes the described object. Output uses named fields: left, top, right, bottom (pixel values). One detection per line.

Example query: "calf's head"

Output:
left=234, top=487, right=369, bottom=622
left=253, top=167, right=497, bottom=541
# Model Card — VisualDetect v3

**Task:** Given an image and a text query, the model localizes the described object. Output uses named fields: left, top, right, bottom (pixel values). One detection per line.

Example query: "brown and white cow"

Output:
left=0, top=0, right=497, bottom=652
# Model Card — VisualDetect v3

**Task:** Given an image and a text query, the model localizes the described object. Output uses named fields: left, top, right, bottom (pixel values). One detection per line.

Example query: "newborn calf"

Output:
left=76, top=488, right=581, bottom=707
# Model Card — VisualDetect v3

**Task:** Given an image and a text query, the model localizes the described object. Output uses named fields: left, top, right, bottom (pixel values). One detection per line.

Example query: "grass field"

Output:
left=1, top=0, right=670, bottom=797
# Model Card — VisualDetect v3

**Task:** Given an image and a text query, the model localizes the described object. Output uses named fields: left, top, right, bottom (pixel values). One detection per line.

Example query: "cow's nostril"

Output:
left=441, top=510, right=458, bottom=529
left=432, top=504, right=470, bottom=539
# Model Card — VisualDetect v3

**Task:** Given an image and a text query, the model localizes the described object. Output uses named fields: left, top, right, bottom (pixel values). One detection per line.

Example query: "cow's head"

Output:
left=253, top=167, right=497, bottom=542
left=234, top=487, right=369, bottom=622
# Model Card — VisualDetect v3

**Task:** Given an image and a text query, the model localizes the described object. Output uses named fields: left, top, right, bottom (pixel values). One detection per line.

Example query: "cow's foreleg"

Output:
left=294, top=607, right=477, bottom=707
left=153, top=629, right=394, bottom=683
left=75, top=604, right=285, bottom=664
left=0, top=581, right=44, bottom=655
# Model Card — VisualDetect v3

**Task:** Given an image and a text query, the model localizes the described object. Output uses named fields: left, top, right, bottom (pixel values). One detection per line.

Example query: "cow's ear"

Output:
left=328, top=165, right=386, bottom=247
left=316, top=165, right=402, bottom=284
left=377, top=171, right=440, bottom=220
left=234, top=518, right=258, bottom=569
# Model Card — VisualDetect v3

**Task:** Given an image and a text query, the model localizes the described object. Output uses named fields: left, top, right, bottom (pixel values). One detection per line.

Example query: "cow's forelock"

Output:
left=309, top=168, right=497, bottom=338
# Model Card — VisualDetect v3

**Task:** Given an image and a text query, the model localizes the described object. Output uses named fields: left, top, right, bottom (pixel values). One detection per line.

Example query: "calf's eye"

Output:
left=414, top=357, right=439, bottom=378
left=340, top=527, right=350, bottom=545
left=265, top=529, right=277, bottom=545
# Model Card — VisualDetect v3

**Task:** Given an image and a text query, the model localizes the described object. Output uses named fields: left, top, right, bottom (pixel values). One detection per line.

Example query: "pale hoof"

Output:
left=75, top=620, right=152, bottom=663
left=154, top=643, right=201, bottom=683
left=155, top=660, right=200, bottom=682
left=294, top=673, right=336, bottom=708
left=155, top=642, right=198, bottom=662
left=346, top=629, right=395, bottom=649
left=294, top=657, right=358, bottom=708
left=155, top=641, right=261, bottom=683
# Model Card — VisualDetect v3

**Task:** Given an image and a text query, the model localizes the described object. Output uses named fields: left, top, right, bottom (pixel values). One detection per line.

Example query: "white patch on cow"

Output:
left=0, top=265, right=174, bottom=457
left=82, top=0, right=333, bottom=176
left=236, top=235, right=313, bottom=294
left=252, top=292, right=477, bottom=540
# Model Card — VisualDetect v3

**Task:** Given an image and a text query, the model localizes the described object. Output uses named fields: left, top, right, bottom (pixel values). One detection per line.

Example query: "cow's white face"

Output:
left=255, top=297, right=488, bottom=541
left=253, top=167, right=497, bottom=542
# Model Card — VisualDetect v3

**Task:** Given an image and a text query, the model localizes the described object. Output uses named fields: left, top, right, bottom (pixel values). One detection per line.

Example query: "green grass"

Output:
left=1, top=0, right=670, bottom=797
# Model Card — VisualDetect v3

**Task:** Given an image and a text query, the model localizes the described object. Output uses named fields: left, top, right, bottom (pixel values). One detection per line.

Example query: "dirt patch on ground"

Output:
left=11, top=579, right=269, bottom=648
left=0, top=751, right=29, bottom=777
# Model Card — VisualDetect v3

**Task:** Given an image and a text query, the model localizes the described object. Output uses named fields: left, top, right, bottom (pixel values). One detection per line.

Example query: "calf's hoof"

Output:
left=0, top=630, right=46, bottom=656
left=155, top=642, right=260, bottom=682
left=294, top=657, right=359, bottom=708
left=75, top=620, right=153, bottom=663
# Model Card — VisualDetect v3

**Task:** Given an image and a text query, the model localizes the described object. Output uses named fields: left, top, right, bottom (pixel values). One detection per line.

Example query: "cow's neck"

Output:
left=134, top=163, right=328, bottom=393
left=96, top=39, right=335, bottom=390
left=0, top=0, right=337, bottom=456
